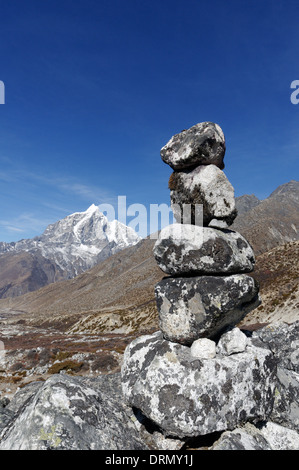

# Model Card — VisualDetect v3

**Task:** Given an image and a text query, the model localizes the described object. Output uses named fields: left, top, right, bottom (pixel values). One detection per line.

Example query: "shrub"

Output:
left=48, top=360, right=84, bottom=375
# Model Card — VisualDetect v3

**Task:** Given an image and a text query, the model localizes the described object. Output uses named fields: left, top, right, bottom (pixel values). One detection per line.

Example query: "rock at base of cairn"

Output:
left=121, top=330, right=277, bottom=438
left=155, top=274, right=260, bottom=345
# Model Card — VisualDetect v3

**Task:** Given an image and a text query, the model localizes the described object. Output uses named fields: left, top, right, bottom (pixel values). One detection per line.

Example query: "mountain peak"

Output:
left=0, top=204, right=141, bottom=282
left=85, top=204, right=99, bottom=214
left=269, top=180, right=299, bottom=198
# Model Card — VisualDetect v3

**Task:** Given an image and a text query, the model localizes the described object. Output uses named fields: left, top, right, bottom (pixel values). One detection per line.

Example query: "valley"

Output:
left=0, top=180, right=298, bottom=399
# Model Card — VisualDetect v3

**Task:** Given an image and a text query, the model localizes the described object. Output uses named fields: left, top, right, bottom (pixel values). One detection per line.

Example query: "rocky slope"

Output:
left=241, top=240, right=299, bottom=327
left=0, top=205, right=140, bottom=297
left=0, top=251, right=65, bottom=299
left=233, top=180, right=299, bottom=255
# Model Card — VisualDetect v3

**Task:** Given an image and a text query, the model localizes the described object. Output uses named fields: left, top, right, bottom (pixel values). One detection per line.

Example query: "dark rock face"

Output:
left=121, top=330, right=277, bottom=438
left=155, top=275, right=260, bottom=344
left=169, top=165, right=237, bottom=226
left=153, top=224, right=255, bottom=276
left=0, top=251, right=65, bottom=299
left=160, top=122, right=226, bottom=170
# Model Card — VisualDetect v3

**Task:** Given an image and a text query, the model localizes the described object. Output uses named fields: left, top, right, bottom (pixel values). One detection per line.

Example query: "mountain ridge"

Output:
left=0, top=204, right=141, bottom=297
left=232, top=180, right=299, bottom=254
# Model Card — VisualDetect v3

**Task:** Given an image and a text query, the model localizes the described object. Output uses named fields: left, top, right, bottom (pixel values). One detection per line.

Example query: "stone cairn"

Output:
left=121, top=122, right=277, bottom=439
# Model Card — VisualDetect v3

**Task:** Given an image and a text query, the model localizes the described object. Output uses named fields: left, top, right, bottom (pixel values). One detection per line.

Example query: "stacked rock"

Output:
left=121, top=122, right=277, bottom=440
left=154, top=122, right=260, bottom=345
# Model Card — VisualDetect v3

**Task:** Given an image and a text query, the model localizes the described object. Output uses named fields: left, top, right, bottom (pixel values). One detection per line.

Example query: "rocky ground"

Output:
left=0, top=309, right=153, bottom=400
left=1, top=321, right=299, bottom=450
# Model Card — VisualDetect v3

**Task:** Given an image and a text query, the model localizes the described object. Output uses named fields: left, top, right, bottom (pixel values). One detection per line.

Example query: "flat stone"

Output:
left=153, top=224, right=255, bottom=275
left=155, top=274, right=260, bottom=345
left=121, top=331, right=277, bottom=438
left=160, top=122, right=226, bottom=170
left=169, top=164, right=237, bottom=226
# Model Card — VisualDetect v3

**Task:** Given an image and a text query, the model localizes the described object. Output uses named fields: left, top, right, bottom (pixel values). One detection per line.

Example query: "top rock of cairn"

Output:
left=160, top=121, right=226, bottom=170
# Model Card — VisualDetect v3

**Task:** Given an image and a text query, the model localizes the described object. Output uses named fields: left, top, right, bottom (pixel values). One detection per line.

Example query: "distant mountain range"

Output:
left=0, top=180, right=298, bottom=332
left=0, top=204, right=141, bottom=298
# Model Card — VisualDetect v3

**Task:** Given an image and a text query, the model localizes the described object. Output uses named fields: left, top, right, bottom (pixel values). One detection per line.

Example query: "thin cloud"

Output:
left=0, top=165, right=117, bottom=205
left=57, top=181, right=117, bottom=205
left=0, top=213, right=56, bottom=237
left=5, top=226, right=24, bottom=233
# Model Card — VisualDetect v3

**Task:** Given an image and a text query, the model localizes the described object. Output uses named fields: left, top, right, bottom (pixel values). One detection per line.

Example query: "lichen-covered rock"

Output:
left=121, top=331, right=277, bottom=438
left=210, top=422, right=299, bottom=450
left=0, top=408, right=14, bottom=434
left=270, top=367, right=299, bottom=432
left=0, top=374, right=148, bottom=450
left=252, top=322, right=299, bottom=373
left=160, top=122, right=226, bottom=170
left=210, top=423, right=272, bottom=450
left=155, top=274, right=260, bottom=344
left=252, top=321, right=299, bottom=432
left=169, top=164, right=237, bottom=226
left=153, top=224, right=255, bottom=275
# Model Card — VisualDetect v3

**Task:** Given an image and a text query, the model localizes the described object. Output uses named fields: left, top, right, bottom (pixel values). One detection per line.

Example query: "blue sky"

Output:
left=0, top=0, right=298, bottom=241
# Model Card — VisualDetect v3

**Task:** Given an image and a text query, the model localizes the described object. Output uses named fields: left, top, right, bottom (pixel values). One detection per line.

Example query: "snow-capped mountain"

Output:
left=0, top=205, right=141, bottom=279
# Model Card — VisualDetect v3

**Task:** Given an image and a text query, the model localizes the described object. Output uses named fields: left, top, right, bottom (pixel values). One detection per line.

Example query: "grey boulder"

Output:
left=155, top=274, right=260, bottom=345
left=121, top=331, right=276, bottom=438
left=252, top=321, right=299, bottom=432
left=252, top=321, right=299, bottom=373
left=169, top=164, right=237, bottom=226
left=0, top=374, right=148, bottom=450
left=160, top=122, right=226, bottom=170
left=210, top=422, right=299, bottom=450
left=153, top=224, right=255, bottom=275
